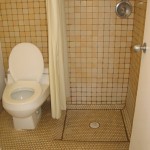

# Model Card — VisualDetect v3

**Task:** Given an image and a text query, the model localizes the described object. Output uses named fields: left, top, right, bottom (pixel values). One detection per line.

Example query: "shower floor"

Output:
left=0, top=101, right=129, bottom=150
left=62, top=110, right=129, bottom=142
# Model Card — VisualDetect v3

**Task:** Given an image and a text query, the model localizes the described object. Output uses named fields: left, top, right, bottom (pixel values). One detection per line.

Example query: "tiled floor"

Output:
left=0, top=102, right=129, bottom=150
left=63, top=110, right=129, bottom=142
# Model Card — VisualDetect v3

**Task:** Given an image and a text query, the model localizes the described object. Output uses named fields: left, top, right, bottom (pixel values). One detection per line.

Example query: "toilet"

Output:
left=2, top=43, right=50, bottom=130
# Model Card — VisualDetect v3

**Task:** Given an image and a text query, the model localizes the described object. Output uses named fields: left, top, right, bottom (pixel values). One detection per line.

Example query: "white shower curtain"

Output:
left=46, top=0, right=70, bottom=119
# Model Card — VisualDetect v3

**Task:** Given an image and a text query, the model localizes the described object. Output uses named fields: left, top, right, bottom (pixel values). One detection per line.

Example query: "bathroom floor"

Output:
left=0, top=101, right=129, bottom=150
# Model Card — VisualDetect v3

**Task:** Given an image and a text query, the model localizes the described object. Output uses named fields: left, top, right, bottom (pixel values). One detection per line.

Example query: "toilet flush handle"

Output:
left=134, top=43, right=147, bottom=53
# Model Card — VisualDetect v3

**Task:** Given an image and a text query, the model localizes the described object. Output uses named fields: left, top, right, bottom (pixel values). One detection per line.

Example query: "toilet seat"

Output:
left=9, top=43, right=44, bottom=82
left=3, top=81, right=42, bottom=110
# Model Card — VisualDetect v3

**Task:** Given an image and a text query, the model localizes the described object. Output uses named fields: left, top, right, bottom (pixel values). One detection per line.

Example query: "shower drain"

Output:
left=89, top=122, right=100, bottom=129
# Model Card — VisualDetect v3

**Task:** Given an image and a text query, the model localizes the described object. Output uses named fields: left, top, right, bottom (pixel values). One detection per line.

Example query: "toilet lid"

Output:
left=9, top=43, right=44, bottom=82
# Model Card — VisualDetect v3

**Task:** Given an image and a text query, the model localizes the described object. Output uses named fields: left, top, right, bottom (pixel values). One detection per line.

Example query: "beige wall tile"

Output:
left=1, top=0, right=146, bottom=110
left=0, top=0, right=48, bottom=70
left=65, top=0, right=135, bottom=105
left=125, top=0, right=147, bottom=132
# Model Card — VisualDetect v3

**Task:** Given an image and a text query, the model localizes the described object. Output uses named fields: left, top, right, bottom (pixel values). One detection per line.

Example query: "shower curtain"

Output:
left=46, top=0, right=70, bottom=119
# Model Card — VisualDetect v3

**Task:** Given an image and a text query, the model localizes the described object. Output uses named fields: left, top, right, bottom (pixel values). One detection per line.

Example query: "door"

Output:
left=129, top=1, right=150, bottom=150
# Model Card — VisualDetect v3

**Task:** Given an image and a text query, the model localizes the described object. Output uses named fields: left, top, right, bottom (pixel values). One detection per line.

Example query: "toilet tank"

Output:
left=6, top=68, right=49, bottom=85
left=40, top=68, right=49, bottom=85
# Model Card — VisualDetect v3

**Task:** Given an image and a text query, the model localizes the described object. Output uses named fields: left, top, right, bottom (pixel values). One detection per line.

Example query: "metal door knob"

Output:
left=134, top=43, right=147, bottom=53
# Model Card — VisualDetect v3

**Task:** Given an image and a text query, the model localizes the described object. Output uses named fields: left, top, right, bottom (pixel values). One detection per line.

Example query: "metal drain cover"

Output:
left=89, top=122, right=100, bottom=129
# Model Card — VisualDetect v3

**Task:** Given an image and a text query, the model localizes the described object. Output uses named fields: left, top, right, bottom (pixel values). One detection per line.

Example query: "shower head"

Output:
left=115, top=0, right=132, bottom=18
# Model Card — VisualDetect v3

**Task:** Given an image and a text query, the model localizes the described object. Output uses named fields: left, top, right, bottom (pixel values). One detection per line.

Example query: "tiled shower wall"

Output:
left=65, top=0, right=134, bottom=107
left=0, top=0, right=48, bottom=70
left=125, top=0, right=147, bottom=126
left=1, top=0, right=145, bottom=110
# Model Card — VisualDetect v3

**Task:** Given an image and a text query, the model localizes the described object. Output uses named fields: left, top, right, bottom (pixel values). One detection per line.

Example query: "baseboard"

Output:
left=67, top=104, right=125, bottom=110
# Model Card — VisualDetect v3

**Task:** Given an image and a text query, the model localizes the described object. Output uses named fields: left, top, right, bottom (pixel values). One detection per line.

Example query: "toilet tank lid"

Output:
left=9, top=43, right=44, bottom=82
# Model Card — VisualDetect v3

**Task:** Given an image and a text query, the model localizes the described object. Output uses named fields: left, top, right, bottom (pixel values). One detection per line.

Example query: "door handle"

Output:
left=134, top=43, right=147, bottom=53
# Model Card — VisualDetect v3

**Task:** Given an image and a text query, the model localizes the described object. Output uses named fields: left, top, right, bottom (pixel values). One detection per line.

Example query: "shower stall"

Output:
left=46, top=0, right=147, bottom=145
left=64, top=0, right=147, bottom=139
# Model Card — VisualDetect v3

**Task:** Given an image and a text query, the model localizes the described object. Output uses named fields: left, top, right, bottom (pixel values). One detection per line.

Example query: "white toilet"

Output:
left=2, top=43, right=50, bottom=130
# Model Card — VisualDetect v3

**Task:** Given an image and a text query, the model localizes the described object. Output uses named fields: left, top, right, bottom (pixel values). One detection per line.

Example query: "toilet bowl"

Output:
left=2, top=43, right=50, bottom=130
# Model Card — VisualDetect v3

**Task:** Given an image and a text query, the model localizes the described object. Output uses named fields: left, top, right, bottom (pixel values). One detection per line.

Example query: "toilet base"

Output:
left=13, top=108, right=41, bottom=130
